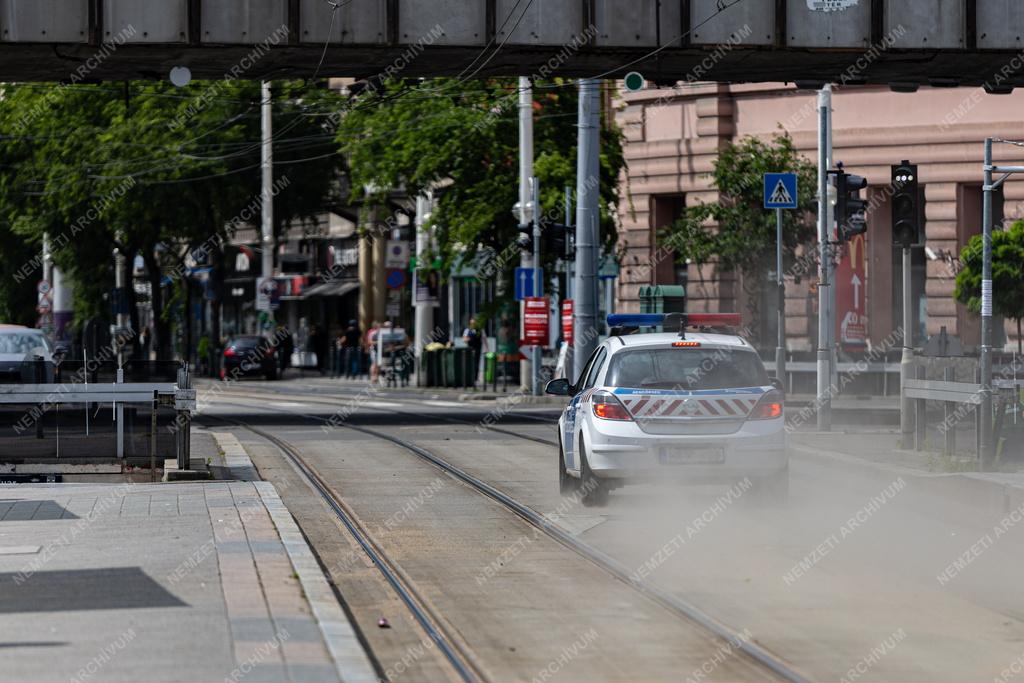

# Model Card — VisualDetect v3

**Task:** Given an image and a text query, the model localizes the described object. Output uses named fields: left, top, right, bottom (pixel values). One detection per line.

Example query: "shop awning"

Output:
left=301, top=280, right=359, bottom=299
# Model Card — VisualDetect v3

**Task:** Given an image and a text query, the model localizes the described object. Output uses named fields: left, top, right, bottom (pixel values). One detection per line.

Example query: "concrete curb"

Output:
left=210, top=431, right=259, bottom=481
left=789, top=442, right=1024, bottom=516
left=255, top=481, right=379, bottom=683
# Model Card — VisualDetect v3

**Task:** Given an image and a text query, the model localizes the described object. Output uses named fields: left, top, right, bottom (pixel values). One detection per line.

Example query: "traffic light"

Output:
left=516, top=223, right=534, bottom=254
left=543, top=223, right=570, bottom=257
left=835, top=171, right=868, bottom=242
left=891, top=161, right=920, bottom=247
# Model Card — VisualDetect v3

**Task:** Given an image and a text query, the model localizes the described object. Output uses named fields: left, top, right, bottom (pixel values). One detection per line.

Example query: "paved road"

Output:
left=201, top=381, right=1024, bottom=682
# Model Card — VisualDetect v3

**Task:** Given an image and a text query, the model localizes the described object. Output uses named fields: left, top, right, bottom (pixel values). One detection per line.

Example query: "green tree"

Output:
left=335, top=78, right=625, bottom=316
left=663, top=133, right=818, bottom=274
left=0, top=80, right=343, bottom=357
left=955, top=220, right=1024, bottom=353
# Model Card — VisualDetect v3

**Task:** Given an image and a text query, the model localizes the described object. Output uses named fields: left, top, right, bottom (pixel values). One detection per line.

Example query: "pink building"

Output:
left=615, top=82, right=1024, bottom=354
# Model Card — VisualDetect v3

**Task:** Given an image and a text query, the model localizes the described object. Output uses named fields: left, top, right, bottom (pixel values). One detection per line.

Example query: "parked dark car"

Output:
left=221, top=335, right=278, bottom=381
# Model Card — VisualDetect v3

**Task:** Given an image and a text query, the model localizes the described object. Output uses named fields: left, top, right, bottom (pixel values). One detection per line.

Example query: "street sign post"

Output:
left=764, top=173, right=798, bottom=209
left=764, top=172, right=798, bottom=385
left=385, top=268, right=407, bottom=290
left=514, top=266, right=541, bottom=301
left=523, top=297, right=550, bottom=347
left=256, top=277, right=280, bottom=312
left=835, top=236, right=868, bottom=350
left=561, top=299, right=574, bottom=346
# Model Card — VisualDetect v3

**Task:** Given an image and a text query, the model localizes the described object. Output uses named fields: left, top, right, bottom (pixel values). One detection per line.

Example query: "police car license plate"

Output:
left=659, top=447, right=725, bottom=465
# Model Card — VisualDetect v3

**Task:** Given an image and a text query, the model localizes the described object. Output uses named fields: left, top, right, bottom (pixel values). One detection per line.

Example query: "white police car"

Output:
left=545, top=314, right=787, bottom=507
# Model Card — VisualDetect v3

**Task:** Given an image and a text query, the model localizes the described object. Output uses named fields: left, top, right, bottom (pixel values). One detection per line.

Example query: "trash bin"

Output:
left=423, top=349, right=441, bottom=387
left=484, top=352, right=496, bottom=384
left=639, top=285, right=655, bottom=314
left=442, top=349, right=455, bottom=387
left=652, top=285, right=686, bottom=314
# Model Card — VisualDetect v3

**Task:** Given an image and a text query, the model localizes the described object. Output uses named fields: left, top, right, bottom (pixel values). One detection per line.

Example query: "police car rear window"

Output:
left=605, top=348, right=769, bottom=390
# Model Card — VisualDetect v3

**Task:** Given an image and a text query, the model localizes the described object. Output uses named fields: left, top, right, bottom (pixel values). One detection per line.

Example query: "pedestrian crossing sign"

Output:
left=764, top=173, right=798, bottom=209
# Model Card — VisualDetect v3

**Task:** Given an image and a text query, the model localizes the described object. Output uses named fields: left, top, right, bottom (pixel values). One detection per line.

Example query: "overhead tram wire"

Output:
left=10, top=108, right=579, bottom=192
left=11, top=0, right=750, bottom=189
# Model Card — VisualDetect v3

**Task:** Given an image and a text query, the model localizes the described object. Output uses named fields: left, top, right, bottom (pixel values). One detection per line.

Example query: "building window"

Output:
left=650, top=195, right=686, bottom=285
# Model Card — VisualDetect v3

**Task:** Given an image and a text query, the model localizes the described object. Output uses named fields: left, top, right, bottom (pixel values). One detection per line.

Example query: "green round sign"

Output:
left=623, top=72, right=646, bottom=92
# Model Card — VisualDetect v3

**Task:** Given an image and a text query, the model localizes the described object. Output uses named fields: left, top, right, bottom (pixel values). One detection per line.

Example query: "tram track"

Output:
left=211, top=385, right=560, bottom=447
left=208, top=397, right=812, bottom=683
left=212, top=413, right=489, bottom=683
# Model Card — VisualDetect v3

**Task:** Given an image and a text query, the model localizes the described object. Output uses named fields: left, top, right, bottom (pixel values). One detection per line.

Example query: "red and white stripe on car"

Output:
left=614, top=390, right=766, bottom=420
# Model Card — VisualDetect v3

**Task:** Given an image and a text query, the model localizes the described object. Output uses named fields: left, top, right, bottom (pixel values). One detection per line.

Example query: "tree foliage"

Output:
left=335, top=78, right=625, bottom=285
left=955, top=219, right=1024, bottom=352
left=0, top=80, right=343, bottom=356
left=663, top=133, right=817, bottom=274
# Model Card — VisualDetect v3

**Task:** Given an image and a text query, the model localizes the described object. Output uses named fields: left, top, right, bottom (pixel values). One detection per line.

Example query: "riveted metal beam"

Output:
left=680, top=0, right=691, bottom=47
left=88, top=0, right=102, bottom=46
left=870, top=0, right=884, bottom=45
left=187, top=0, right=201, bottom=45
left=288, top=0, right=300, bottom=45
left=386, top=0, right=399, bottom=45
left=774, top=0, right=787, bottom=48
left=965, top=0, right=977, bottom=50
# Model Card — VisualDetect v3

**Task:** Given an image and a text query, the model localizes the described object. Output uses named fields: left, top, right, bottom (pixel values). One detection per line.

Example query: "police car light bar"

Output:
left=606, top=313, right=742, bottom=328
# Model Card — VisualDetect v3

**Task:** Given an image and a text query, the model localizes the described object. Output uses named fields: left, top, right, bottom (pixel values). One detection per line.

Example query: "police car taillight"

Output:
left=748, top=390, right=784, bottom=420
left=592, top=392, right=632, bottom=421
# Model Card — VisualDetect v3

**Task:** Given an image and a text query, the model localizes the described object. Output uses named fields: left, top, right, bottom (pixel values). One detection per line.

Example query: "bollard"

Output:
left=975, top=366, right=982, bottom=461
left=915, top=364, right=926, bottom=451
left=943, top=366, right=956, bottom=456
left=33, top=355, right=46, bottom=440
left=151, top=390, right=158, bottom=483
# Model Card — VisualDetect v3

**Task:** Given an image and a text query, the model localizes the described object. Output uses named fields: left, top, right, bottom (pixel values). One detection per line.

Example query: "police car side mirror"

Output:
left=545, top=378, right=571, bottom=396
left=770, top=377, right=785, bottom=394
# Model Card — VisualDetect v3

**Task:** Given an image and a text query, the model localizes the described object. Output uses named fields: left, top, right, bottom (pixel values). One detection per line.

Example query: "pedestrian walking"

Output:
left=343, top=319, right=362, bottom=378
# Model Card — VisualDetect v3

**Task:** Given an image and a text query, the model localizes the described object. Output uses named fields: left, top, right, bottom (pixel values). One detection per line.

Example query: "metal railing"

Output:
left=0, top=362, right=195, bottom=472
left=903, top=361, right=1022, bottom=461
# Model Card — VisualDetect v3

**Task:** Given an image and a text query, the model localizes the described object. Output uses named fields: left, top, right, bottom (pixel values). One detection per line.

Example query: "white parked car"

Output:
left=0, top=325, right=55, bottom=383
left=546, top=314, right=787, bottom=507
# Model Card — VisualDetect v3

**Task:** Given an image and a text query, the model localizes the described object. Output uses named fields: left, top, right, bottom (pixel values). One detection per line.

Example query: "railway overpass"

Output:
left=1, top=1, right=1024, bottom=88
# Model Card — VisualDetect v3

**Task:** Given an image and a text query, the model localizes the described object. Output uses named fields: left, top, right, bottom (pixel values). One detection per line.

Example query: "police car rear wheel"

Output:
left=558, top=437, right=578, bottom=495
left=578, top=440, right=608, bottom=508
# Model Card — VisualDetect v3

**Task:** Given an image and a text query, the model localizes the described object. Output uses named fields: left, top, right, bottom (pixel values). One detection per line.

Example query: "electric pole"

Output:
left=260, top=80, right=275, bottom=332
left=518, top=76, right=534, bottom=391
left=414, top=193, right=433, bottom=362
left=573, top=78, right=600, bottom=383
left=816, top=85, right=833, bottom=431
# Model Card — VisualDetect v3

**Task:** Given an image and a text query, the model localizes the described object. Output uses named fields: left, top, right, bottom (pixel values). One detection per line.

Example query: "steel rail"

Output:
left=216, top=416, right=488, bottom=683
left=212, top=400, right=811, bottom=683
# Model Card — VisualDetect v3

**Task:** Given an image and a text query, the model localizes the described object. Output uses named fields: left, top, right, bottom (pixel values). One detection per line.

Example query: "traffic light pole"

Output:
left=775, top=207, right=786, bottom=386
left=980, top=137, right=995, bottom=468
left=532, top=176, right=542, bottom=397
left=573, top=78, right=600, bottom=385
left=260, top=80, right=275, bottom=332
left=816, top=85, right=832, bottom=431
left=900, top=245, right=914, bottom=445
left=518, top=76, right=534, bottom=392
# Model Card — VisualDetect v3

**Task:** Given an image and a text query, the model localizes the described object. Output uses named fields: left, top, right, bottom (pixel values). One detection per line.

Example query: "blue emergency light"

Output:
left=607, top=313, right=742, bottom=339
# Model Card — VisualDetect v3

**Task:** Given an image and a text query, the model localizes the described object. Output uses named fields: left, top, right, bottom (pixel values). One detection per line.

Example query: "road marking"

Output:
left=419, top=400, right=465, bottom=408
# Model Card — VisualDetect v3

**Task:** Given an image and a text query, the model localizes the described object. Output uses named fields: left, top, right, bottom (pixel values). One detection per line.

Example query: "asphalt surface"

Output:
left=199, top=378, right=1024, bottom=682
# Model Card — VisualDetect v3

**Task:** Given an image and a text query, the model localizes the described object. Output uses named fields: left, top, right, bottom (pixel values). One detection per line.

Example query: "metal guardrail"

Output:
left=0, top=364, right=195, bottom=472
left=903, top=367, right=1021, bottom=458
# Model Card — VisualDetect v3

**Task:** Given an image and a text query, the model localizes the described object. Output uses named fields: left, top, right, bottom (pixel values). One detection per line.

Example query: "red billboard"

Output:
left=835, top=234, right=868, bottom=350
left=523, top=297, right=550, bottom=347
left=561, top=299, right=574, bottom=346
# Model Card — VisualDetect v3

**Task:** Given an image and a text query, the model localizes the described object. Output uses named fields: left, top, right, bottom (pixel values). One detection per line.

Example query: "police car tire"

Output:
left=558, top=437, right=578, bottom=495
left=578, top=440, right=608, bottom=508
